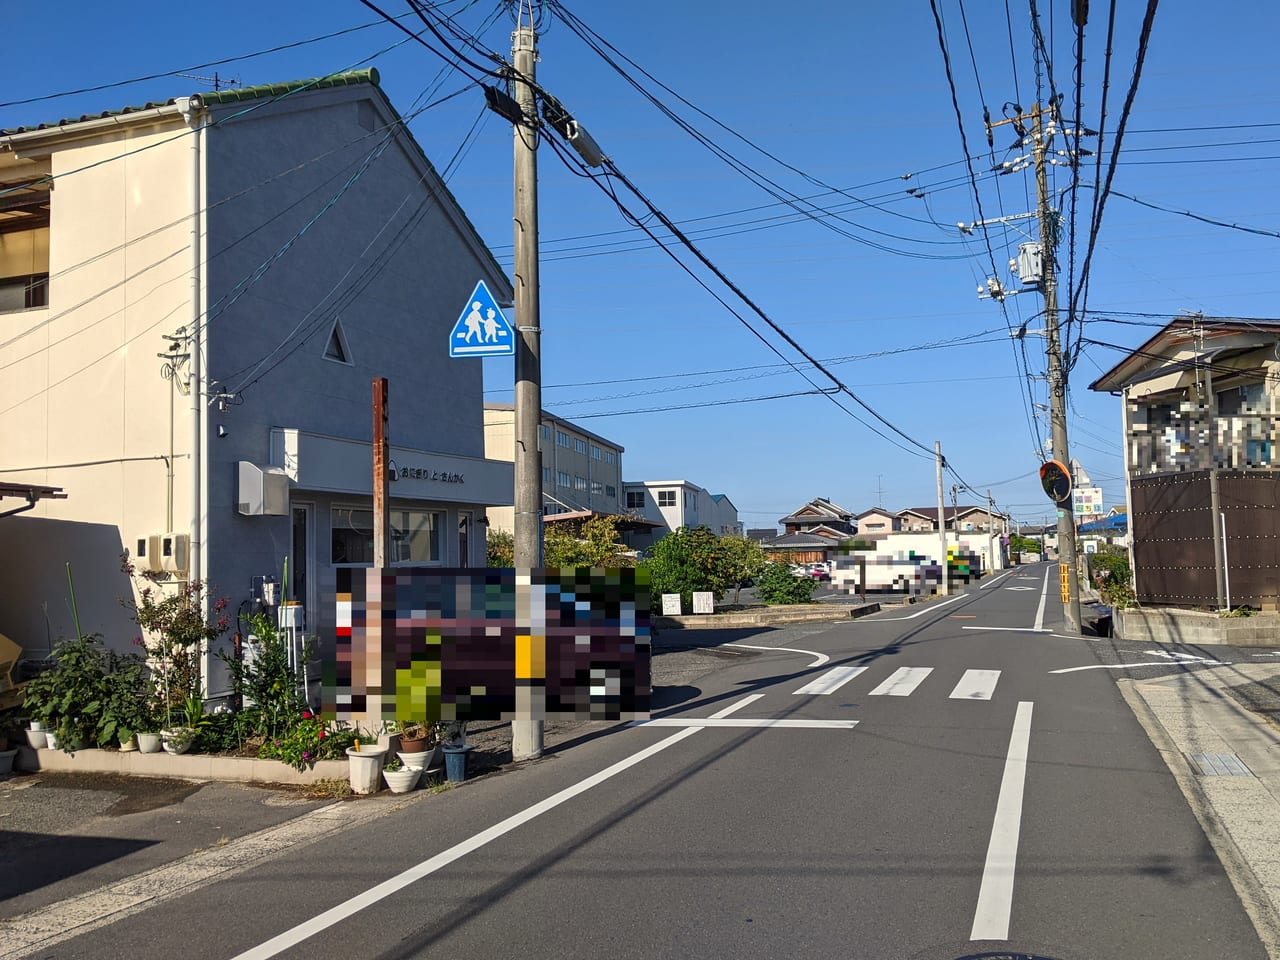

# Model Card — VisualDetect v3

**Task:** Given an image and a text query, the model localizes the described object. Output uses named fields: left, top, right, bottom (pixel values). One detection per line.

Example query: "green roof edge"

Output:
left=197, top=68, right=380, bottom=106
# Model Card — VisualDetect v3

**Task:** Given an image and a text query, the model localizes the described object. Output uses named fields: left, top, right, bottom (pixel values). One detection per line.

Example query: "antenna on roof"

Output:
left=177, top=72, right=240, bottom=92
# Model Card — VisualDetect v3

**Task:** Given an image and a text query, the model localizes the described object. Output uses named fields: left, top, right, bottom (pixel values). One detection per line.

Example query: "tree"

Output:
left=755, top=561, right=817, bottom=604
left=644, top=525, right=735, bottom=610
left=486, top=529, right=514, bottom=567
left=544, top=515, right=634, bottom=568
left=718, top=535, right=767, bottom=604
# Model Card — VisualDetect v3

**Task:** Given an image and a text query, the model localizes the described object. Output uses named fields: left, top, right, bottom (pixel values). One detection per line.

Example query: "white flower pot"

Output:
left=346, top=746, right=387, bottom=794
left=45, top=732, right=59, bottom=751
left=399, top=744, right=441, bottom=772
left=24, top=728, right=46, bottom=750
left=382, top=767, right=421, bottom=794
left=136, top=732, right=162, bottom=754
left=160, top=729, right=195, bottom=755
left=119, top=734, right=138, bottom=752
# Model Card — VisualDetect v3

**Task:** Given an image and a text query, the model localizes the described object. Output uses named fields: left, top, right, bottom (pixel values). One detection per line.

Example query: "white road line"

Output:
left=231, top=695, right=760, bottom=960
left=970, top=700, right=1034, bottom=941
left=636, top=718, right=858, bottom=729
left=950, top=669, right=1001, bottom=700
left=792, top=665, right=868, bottom=696
left=979, top=570, right=1016, bottom=590
left=868, top=666, right=933, bottom=697
left=871, top=593, right=965, bottom=620
left=1033, top=565, right=1051, bottom=631
left=961, top=626, right=1050, bottom=633
left=724, top=643, right=830, bottom=668
left=1049, top=660, right=1228, bottom=674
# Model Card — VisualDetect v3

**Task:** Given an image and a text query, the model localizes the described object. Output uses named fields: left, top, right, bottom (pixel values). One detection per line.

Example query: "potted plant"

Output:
left=396, top=720, right=444, bottom=773
left=381, top=756, right=421, bottom=794
left=161, top=695, right=209, bottom=755
left=101, top=652, right=152, bottom=751
left=442, top=720, right=473, bottom=782
left=345, top=736, right=387, bottom=794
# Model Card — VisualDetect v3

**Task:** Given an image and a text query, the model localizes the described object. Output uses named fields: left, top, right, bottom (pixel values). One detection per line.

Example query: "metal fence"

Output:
left=1131, top=469, right=1280, bottom=607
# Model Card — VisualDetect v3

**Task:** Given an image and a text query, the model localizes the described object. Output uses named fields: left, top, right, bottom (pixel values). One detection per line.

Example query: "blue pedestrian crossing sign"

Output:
left=449, top=281, right=514, bottom=357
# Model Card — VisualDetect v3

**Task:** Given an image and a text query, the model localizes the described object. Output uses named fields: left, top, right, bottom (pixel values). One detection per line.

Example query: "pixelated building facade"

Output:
left=1091, top=318, right=1280, bottom=607
left=324, top=567, right=650, bottom=729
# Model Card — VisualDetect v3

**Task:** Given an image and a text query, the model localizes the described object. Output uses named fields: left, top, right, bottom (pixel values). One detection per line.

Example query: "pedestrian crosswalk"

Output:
left=791, top=664, right=1002, bottom=701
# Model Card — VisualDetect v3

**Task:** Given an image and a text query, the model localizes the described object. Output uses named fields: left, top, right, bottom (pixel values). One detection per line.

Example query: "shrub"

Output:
left=755, top=562, right=817, bottom=605
left=22, top=634, right=151, bottom=751
left=259, top=710, right=358, bottom=771
left=486, top=529, right=514, bottom=567
left=218, top=612, right=308, bottom=741
left=1090, top=551, right=1134, bottom=609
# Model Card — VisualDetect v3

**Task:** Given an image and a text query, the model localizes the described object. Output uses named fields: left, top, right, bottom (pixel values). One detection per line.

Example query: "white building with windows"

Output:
left=482, top=405, right=623, bottom=533
left=622, top=479, right=742, bottom=549
left=0, top=71, right=513, bottom=697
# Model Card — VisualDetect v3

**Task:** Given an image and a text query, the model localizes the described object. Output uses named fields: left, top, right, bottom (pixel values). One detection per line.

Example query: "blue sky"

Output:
left=5, top=1, right=1278, bottom=529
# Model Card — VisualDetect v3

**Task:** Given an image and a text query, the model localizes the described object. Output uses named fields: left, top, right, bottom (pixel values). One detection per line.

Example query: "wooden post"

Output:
left=373, top=378, right=389, bottom=568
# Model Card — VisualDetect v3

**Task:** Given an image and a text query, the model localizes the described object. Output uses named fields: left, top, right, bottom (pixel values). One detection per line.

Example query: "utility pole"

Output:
left=936, top=441, right=949, bottom=596
left=511, top=9, right=544, bottom=761
left=987, top=488, right=999, bottom=572
left=1031, top=104, right=1083, bottom=633
left=372, top=378, right=390, bottom=568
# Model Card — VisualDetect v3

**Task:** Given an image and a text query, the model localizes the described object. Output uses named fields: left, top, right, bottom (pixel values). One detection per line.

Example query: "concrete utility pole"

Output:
left=511, top=10, right=544, bottom=761
left=1031, top=104, right=1083, bottom=633
left=936, top=441, right=949, bottom=596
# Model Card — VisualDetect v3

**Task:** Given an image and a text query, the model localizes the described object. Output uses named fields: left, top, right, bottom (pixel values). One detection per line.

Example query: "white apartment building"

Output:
left=622, top=480, right=742, bottom=550
left=0, top=70, right=513, bottom=692
left=482, top=405, right=623, bottom=533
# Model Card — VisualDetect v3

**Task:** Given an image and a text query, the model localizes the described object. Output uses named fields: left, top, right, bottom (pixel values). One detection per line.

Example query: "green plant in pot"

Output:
left=100, top=651, right=153, bottom=750
left=162, top=695, right=210, bottom=755
left=20, top=634, right=125, bottom=753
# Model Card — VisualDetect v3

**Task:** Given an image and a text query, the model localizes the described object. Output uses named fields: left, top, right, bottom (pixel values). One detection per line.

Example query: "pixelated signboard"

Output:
left=323, top=567, right=650, bottom=726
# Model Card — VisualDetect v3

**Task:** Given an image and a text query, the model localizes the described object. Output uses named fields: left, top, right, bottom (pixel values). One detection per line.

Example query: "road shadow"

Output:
left=0, top=830, right=158, bottom=899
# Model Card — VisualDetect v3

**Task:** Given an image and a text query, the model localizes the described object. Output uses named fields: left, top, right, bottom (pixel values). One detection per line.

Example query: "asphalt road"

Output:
left=21, top=563, right=1269, bottom=960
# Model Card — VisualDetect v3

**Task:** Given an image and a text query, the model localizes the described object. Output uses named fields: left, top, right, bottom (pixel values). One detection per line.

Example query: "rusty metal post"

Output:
left=373, top=378, right=390, bottom=568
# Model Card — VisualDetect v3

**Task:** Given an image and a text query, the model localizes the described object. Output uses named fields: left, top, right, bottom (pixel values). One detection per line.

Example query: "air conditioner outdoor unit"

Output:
left=161, top=532, right=190, bottom=575
left=134, top=534, right=164, bottom=574
left=238, top=461, right=289, bottom=516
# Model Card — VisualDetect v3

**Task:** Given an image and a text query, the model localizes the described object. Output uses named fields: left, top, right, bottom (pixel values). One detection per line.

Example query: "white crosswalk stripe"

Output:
left=868, top=666, right=934, bottom=697
left=949, top=669, right=1001, bottom=700
left=787, top=665, right=1002, bottom=700
left=792, top=665, right=869, bottom=696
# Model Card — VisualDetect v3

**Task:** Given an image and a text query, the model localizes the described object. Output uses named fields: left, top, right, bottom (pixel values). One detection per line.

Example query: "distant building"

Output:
left=483, top=405, right=624, bottom=533
left=622, top=480, right=741, bottom=550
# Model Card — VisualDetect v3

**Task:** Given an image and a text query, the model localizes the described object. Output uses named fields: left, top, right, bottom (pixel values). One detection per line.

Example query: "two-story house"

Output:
left=0, top=71, right=514, bottom=694
left=622, top=479, right=741, bottom=550
left=1089, top=315, right=1280, bottom=608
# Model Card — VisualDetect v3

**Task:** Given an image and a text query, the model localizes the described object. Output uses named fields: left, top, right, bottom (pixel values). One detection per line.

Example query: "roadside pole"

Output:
left=936, top=441, right=949, bottom=596
left=1031, top=104, right=1082, bottom=633
left=511, top=15, right=544, bottom=761
left=373, top=378, right=389, bottom=568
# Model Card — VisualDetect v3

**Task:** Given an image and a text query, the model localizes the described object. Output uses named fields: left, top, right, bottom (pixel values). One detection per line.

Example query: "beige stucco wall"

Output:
left=1, top=119, right=193, bottom=552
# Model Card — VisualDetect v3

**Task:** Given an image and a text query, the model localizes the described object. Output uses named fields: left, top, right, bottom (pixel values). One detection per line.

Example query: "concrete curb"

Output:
left=656, top=602, right=880, bottom=630
left=13, top=745, right=349, bottom=785
left=1117, top=668, right=1280, bottom=960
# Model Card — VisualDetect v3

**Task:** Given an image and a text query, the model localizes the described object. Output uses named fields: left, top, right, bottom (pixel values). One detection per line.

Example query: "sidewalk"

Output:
left=1119, top=662, right=1280, bottom=959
